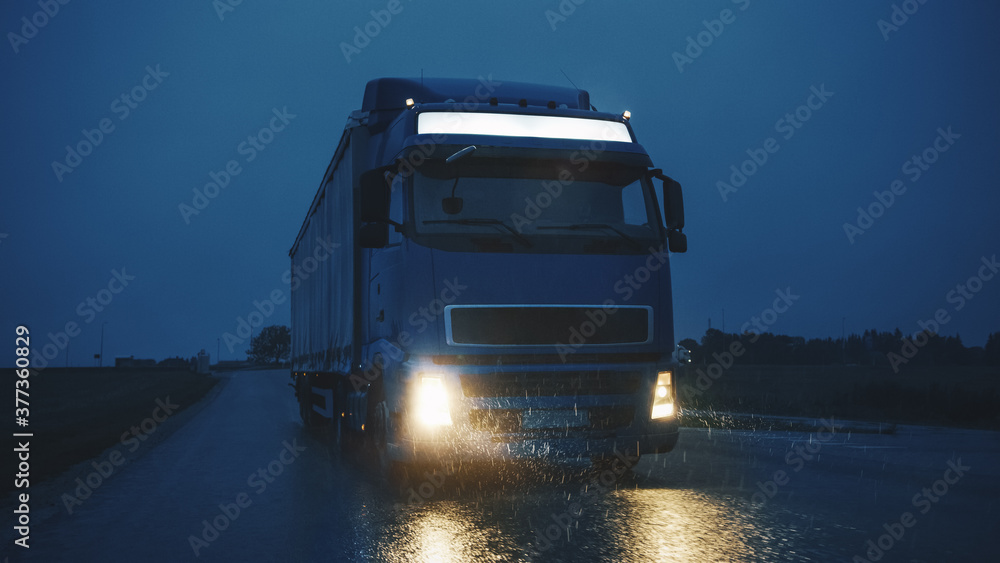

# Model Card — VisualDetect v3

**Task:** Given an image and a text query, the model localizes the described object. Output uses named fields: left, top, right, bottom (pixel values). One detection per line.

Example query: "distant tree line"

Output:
left=679, top=329, right=1000, bottom=368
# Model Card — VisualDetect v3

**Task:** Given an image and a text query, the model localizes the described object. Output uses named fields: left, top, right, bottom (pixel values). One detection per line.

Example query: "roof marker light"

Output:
left=623, top=110, right=631, bottom=121
left=405, top=98, right=415, bottom=108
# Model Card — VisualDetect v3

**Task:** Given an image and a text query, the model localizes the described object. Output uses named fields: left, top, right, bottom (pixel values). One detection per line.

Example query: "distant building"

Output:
left=159, top=356, right=193, bottom=369
left=115, top=356, right=156, bottom=368
left=196, top=349, right=210, bottom=374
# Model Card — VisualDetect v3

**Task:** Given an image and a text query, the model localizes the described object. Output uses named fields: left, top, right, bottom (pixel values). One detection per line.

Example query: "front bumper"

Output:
left=388, top=359, right=680, bottom=464
left=390, top=422, right=679, bottom=464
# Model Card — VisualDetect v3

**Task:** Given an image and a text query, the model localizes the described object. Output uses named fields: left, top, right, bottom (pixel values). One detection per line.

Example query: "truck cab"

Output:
left=290, top=77, right=687, bottom=473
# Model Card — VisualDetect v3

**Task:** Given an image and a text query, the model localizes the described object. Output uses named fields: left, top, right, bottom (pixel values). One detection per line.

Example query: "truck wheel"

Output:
left=298, top=377, right=321, bottom=427
left=367, top=394, right=410, bottom=488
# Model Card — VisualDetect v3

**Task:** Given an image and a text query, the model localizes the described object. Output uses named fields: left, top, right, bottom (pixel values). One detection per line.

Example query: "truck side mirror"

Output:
left=668, top=230, right=687, bottom=253
left=359, top=168, right=391, bottom=222
left=359, top=223, right=389, bottom=248
left=662, top=177, right=685, bottom=230
left=658, top=174, right=687, bottom=253
left=359, top=167, right=398, bottom=248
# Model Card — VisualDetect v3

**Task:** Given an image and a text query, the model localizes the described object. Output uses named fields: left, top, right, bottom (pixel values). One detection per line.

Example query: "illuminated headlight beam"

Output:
left=415, top=375, right=452, bottom=426
left=651, top=370, right=675, bottom=420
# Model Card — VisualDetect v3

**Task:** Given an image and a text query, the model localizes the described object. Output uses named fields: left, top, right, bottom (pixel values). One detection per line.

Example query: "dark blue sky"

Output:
left=2, top=0, right=998, bottom=364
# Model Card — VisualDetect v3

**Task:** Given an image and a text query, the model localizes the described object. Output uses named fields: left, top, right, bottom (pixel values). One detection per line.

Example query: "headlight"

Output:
left=651, top=370, right=675, bottom=419
left=415, top=374, right=452, bottom=426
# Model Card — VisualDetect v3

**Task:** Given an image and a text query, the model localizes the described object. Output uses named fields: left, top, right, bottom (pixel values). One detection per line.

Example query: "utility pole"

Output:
left=842, top=317, right=846, bottom=364
left=100, top=322, right=108, bottom=368
left=722, top=308, right=726, bottom=349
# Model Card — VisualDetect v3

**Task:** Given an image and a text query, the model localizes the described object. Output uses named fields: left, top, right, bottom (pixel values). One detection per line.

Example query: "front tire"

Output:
left=367, top=391, right=411, bottom=488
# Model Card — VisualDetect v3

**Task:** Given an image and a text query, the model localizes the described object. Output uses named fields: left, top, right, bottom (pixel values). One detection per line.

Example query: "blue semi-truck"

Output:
left=289, top=77, right=687, bottom=475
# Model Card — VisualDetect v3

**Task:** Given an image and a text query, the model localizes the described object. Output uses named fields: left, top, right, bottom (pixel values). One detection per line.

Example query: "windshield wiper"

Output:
left=423, top=218, right=533, bottom=248
left=536, top=223, right=643, bottom=250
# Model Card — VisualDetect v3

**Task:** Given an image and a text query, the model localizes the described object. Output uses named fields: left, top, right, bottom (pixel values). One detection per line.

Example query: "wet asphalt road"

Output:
left=6, top=369, right=998, bottom=562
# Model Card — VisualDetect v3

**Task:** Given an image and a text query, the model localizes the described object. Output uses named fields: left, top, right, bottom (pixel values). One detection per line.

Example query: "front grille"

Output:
left=460, top=371, right=641, bottom=398
left=447, top=306, right=651, bottom=345
left=469, top=409, right=522, bottom=433
left=432, top=353, right=662, bottom=365
left=468, top=406, right=635, bottom=433
left=589, top=406, right=636, bottom=430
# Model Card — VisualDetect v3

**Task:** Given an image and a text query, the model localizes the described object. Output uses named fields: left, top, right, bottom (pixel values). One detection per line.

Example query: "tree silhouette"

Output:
left=247, top=325, right=290, bottom=365
left=986, top=332, right=1000, bottom=366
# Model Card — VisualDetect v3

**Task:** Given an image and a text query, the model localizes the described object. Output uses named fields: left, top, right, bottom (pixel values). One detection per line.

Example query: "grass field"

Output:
left=677, top=364, right=1000, bottom=430
left=6, top=367, right=218, bottom=494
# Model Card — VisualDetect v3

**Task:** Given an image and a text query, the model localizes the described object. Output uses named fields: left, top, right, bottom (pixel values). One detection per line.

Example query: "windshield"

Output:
left=409, top=158, right=661, bottom=254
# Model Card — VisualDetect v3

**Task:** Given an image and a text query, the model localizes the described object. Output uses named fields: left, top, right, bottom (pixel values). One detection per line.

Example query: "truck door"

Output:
left=367, top=172, right=405, bottom=344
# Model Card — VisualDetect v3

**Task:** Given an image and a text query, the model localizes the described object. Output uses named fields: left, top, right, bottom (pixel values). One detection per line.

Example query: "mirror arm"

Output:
left=650, top=168, right=677, bottom=184
left=363, top=217, right=404, bottom=234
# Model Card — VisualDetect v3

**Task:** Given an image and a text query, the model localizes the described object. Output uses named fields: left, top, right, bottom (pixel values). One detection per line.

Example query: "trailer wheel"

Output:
left=297, top=376, right=322, bottom=427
